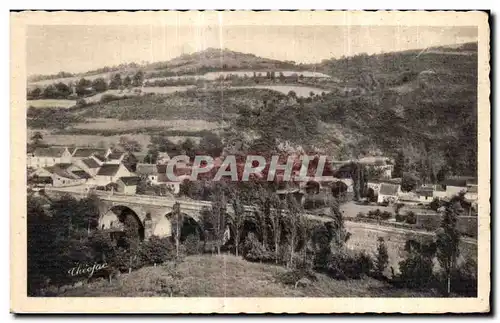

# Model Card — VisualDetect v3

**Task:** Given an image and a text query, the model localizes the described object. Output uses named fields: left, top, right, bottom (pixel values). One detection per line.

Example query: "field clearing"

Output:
left=147, top=70, right=331, bottom=82
left=346, top=221, right=477, bottom=275
left=56, top=254, right=437, bottom=297
left=340, top=201, right=394, bottom=219
left=73, top=118, right=220, bottom=132
left=231, top=85, right=328, bottom=97
left=27, top=73, right=113, bottom=88
left=27, top=99, right=77, bottom=109
left=26, top=131, right=152, bottom=153
left=141, top=86, right=195, bottom=94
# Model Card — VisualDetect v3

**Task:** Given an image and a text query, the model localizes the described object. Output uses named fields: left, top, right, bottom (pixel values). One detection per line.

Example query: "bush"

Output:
left=375, top=237, right=389, bottom=277
left=183, top=234, right=203, bottom=255
left=241, top=233, right=275, bottom=263
left=395, top=213, right=406, bottom=222
left=99, top=94, right=126, bottom=104
left=277, top=267, right=317, bottom=287
left=138, top=236, right=175, bottom=266
left=405, top=211, right=417, bottom=224
left=441, top=258, right=477, bottom=297
left=380, top=211, right=392, bottom=220
left=367, top=209, right=391, bottom=220
left=398, top=253, right=435, bottom=289
left=325, top=250, right=373, bottom=280
left=356, top=212, right=365, bottom=219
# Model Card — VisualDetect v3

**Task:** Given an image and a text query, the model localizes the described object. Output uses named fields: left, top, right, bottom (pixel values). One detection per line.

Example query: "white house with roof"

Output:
left=71, top=148, right=112, bottom=161
left=377, top=183, right=401, bottom=204
left=31, top=163, right=91, bottom=187
left=73, top=157, right=102, bottom=177
left=28, top=147, right=72, bottom=169
left=135, top=163, right=169, bottom=185
left=91, top=163, right=132, bottom=187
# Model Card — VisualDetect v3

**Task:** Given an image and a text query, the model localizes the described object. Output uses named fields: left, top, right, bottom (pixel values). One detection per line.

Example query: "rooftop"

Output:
left=136, top=163, right=157, bottom=176
left=379, top=183, right=399, bottom=196
left=72, top=148, right=108, bottom=158
left=118, top=176, right=141, bottom=186
left=96, top=164, right=121, bottom=176
left=32, top=147, right=68, bottom=158
left=82, top=158, right=100, bottom=169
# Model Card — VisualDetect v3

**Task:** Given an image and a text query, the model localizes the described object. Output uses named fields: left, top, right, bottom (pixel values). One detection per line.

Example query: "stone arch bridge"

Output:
left=44, top=188, right=329, bottom=241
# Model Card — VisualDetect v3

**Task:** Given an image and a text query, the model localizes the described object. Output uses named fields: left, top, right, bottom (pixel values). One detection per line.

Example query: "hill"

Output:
left=148, top=47, right=298, bottom=76
left=54, top=254, right=437, bottom=297
left=28, top=43, right=478, bottom=179
left=28, top=48, right=300, bottom=87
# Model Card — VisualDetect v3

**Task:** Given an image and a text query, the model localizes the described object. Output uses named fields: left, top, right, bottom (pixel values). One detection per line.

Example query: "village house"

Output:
left=28, top=167, right=54, bottom=187
left=415, top=185, right=434, bottom=204
left=27, top=147, right=72, bottom=169
left=377, top=183, right=401, bottom=204
left=358, top=156, right=394, bottom=179
left=136, top=163, right=169, bottom=185
left=91, top=163, right=132, bottom=187
left=156, top=152, right=171, bottom=164
left=116, top=176, right=141, bottom=194
left=105, top=150, right=138, bottom=171
left=367, top=181, right=382, bottom=195
left=31, top=163, right=91, bottom=187
left=433, top=184, right=447, bottom=199
left=465, top=184, right=478, bottom=202
left=71, top=148, right=112, bottom=162
left=73, top=157, right=101, bottom=177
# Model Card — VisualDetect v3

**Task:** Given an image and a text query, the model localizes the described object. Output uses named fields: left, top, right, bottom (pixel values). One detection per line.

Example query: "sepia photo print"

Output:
left=10, top=10, right=490, bottom=313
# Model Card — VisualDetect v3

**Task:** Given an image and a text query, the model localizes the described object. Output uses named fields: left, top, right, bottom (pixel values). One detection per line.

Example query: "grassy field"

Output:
left=345, top=221, right=478, bottom=275
left=73, top=118, right=220, bottom=132
left=231, top=85, right=328, bottom=97
left=27, top=99, right=77, bottom=109
left=56, top=254, right=438, bottom=297
left=27, top=129, right=152, bottom=153
left=340, top=201, right=394, bottom=219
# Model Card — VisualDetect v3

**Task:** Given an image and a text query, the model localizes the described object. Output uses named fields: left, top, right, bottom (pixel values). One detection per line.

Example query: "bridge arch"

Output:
left=99, top=205, right=145, bottom=241
left=162, top=211, right=204, bottom=241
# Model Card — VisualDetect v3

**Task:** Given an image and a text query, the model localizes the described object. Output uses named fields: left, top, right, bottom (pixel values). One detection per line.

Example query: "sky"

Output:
left=27, top=25, right=477, bottom=76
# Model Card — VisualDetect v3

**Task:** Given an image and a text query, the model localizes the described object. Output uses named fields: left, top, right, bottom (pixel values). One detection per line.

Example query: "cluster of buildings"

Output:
left=26, top=146, right=185, bottom=195
left=365, top=176, right=478, bottom=207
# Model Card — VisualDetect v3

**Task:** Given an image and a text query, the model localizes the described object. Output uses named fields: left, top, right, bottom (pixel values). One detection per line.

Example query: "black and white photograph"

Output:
left=10, top=10, right=490, bottom=313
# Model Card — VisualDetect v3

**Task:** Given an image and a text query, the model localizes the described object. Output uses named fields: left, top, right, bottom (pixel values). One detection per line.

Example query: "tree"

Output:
left=42, top=85, right=58, bottom=99
left=123, top=75, right=132, bottom=88
left=29, top=87, right=42, bottom=99
left=436, top=200, right=462, bottom=296
left=118, top=136, right=142, bottom=153
left=328, top=198, right=350, bottom=247
left=91, top=77, right=108, bottom=93
left=170, top=202, right=183, bottom=258
left=255, top=185, right=271, bottom=249
left=55, top=82, right=72, bottom=97
left=30, top=131, right=44, bottom=147
left=199, top=133, right=223, bottom=157
left=109, top=73, right=122, bottom=89
left=181, top=138, right=196, bottom=160
left=375, top=237, right=389, bottom=276
left=401, top=173, right=418, bottom=192
left=132, top=70, right=144, bottom=87
left=393, top=151, right=405, bottom=178
left=268, top=194, right=283, bottom=264
left=208, top=183, right=228, bottom=255
left=230, top=190, right=245, bottom=257
left=285, top=194, right=303, bottom=268
left=75, top=78, right=93, bottom=96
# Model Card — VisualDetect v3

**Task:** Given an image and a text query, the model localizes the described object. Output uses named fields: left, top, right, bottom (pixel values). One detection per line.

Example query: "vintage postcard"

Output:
left=10, top=10, right=490, bottom=313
